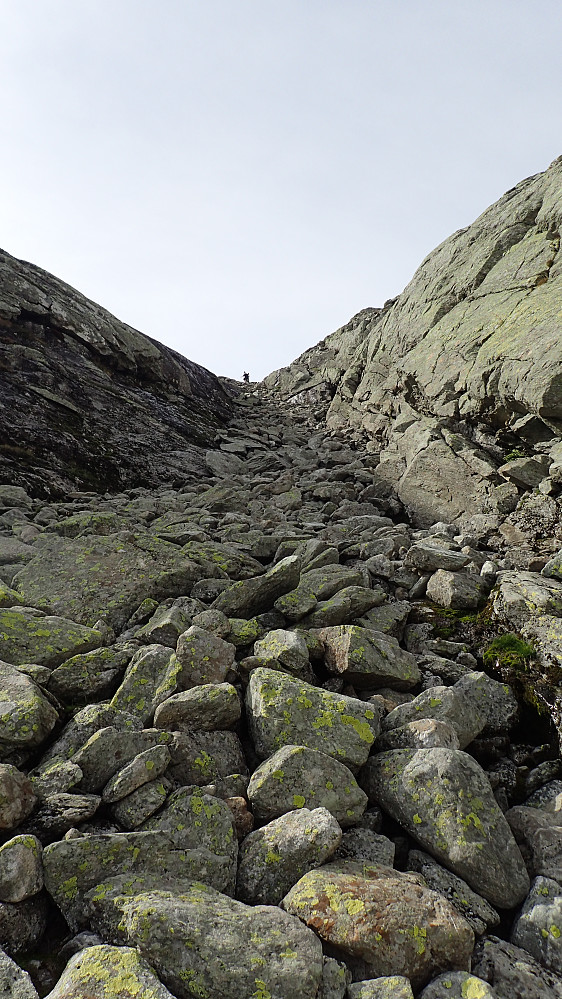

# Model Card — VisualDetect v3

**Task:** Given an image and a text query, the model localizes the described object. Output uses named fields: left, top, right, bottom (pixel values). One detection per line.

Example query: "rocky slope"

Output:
left=0, top=160, right=561, bottom=998
left=0, top=248, right=233, bottom=498
left=265, top=155, right=562, bottom=527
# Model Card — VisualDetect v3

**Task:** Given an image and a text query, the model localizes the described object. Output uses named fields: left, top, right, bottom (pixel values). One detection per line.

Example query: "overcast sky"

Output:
left=1, top=1, right=561, bottom=381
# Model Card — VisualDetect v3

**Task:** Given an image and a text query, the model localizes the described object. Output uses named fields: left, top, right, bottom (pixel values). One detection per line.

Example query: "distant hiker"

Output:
left=243, top=371, right=250, bottom=383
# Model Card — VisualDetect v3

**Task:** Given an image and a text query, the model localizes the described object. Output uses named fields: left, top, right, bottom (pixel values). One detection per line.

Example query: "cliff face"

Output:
left=264, top=156, right=562, bottom=525
left=0, top=249, right=233, bottom=497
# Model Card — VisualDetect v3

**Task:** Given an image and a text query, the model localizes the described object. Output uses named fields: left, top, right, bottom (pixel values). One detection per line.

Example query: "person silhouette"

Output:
left=243, top=372, right=250, bottom=383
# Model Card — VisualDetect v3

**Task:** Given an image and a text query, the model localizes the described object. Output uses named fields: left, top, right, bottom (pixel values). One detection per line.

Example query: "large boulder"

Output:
left=362, top=748, right=530, bottom=908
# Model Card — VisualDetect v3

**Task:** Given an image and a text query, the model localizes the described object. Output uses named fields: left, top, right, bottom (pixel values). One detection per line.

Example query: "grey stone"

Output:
left=0, top=662, right=59, bottom=753
left=511, top=876, right=562, bottom=975
left=275, top=565, right=368, bottom=620
left=493, top=571, right=562, bottom=628
left=138, top=596, right=205, bottom=646
left=0, top=606, right=102, bottom=668
left=212, top=554, right=302, bottom=618
left=334, top=828, right=395, bottom=866
left=48, top=643, right=136, bottom=704
left=381, top=684, right=485, bottom=749
left=317, top=625, right=420, bottom=690
left=174, top=625, right=236, bottom=686
left=110, top=779, right=170, bottom=830
left=88, top=877, right=324, bottom=999
left=472, top=935, right=562, bottom=999
left=247, top=744, right=368, bottom=826
left=254, top=629, right=313, bottom=680
left=0, top=765, right=37, bottom=829
left=0, top=946, right=39, bottom=998
left=426, top=570, right=487, bottom=610
left=347, top=980, right=414, bottom=999
left=299, top=586, right=385, bottom=629
left=407, top=849, right=500, bottom=936
left=405, top=542, right=470, bottom=573
left=236, top=807, right=342, bottom=905
left=0, top=835, right=43, bottom=902
left=102, top=746, right=171, bottom=802
left=153, top=683, right=241, bottom=731
left=362, top=749, right=530, bottom=908
left=247, top=667, right=382, bottom=768
left=375, top=718, right=461, bottom=752
left=417, top=972, right=497, bottom=999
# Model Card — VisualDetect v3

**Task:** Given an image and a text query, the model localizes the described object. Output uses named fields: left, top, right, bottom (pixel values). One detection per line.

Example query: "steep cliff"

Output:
left=264, top=155, right=562, bottom=525
left=0, top=249, right=233, bottom=497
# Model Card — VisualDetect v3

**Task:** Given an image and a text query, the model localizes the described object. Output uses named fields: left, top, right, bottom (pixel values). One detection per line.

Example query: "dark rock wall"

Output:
left=0, top=249, right=233, bottom=497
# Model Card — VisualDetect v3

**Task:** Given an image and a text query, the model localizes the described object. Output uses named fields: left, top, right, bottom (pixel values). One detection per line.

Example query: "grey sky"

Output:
left=1, top=1, right=561, bottom=380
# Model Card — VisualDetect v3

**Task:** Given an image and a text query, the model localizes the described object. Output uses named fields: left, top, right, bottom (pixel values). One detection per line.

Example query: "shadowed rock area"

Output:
left=0, top=161, right=561, bottom=998
left=0, top=248, right=233, bottom=498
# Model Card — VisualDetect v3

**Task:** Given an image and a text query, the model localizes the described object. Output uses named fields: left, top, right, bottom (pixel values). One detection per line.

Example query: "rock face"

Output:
left=0, top=248, right=232, bottom=497
left=264, top=154, right=562, bottom=525
left=2, top=161, right=562, bottom=997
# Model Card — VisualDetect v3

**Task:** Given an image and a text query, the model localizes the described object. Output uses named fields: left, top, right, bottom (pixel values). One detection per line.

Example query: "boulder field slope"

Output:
left=0, top=248, right=233, bottom=497
left=264, top=154, right=562, bottom=526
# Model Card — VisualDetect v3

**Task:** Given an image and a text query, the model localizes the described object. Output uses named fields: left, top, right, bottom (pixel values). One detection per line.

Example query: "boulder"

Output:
left=153, top=683, right=241, bottom=731
left=247, top=667, right=382, bottom=769
left=317, top=625, right=420, bottom=690
left=212, top=555, right=301, bottom=618
left=0, top=662, right=59, bottom=754
left=44, top=944, right=176, bottom=999
left=247, top=744, right=367, bottom=826
left=0, top=946, right=39, bottom=998
left=282, top=861, right=474, bottom=991
left=0, top=606, right=102, bottom=668
left=471, top=935, right=562, bottom=999
left=362, top=749, right=530, bottom=908
left=511, top=876, right=562, bottom=976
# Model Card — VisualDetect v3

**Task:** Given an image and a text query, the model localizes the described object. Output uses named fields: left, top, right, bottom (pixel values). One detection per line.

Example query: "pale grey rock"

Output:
left=0, top=765, right=36, bottom=828
left=153, top=682, right=241, bottom=731
left=275, top=565, right=368, bottom=620
left=511, top=876, right=562, bottom=976
left=44, top=944, right=176, bottom=999
left=355, top=601, right=411, bottom=640
left=0, top=946, right=39, bottom=998
left=405, top=542, right=470, bottom=572
left=426, top=570, right=487, bottom=610
left=0, top=835, right=43, bottom=902
left=472, top=935, right=562, bottom=999
left=334, top=828, right=395, bottom=866
left=317, top=625, right=420, bottom=690
left=110, top=779, right=170, bottom=830
left=47, top=642, right=136, bottom=704
left=109, top=644, right=179, bottom=724
left=174, top=625, right=236, bottom=687
left=376, top=718, right=461, bottom=752
left=247, top=667, right=382, bottom=768
left=493, top=571, right=562, bottom=628
left=498, top=457, right=549, bottom=489
left=25, top=791, right=101, bottom=838
left=138, top=596, right=205, bottom=646
left=236, top=807, right=342, bottom=905
left=362, top=749, right=530, bottom=908
left=247, top=744, right=368, bottom=826
left=381, top=684, right=485, bottom=749
left=299, top=586, right=385, bottom=628
left=319, top=957, right=352, bottom=999
left=88, top=877, right=324, bottom=999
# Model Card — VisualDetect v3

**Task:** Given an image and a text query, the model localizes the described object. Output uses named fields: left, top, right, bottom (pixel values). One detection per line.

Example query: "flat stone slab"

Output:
left=0, top=606, right=102, bottom=668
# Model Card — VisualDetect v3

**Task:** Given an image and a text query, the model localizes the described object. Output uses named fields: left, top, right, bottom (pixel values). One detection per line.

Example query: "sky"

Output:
left=1, top=1, right=561, bottom=381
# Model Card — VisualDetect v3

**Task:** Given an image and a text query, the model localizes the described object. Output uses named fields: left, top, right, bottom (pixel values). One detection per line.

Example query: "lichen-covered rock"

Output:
left=212, top=554, right=302, bottom=618
left=376, top=719, right=461, bottom=752
left=0, top=945, right=39, bottom=998
left=137, top=596, right=205, bottom=646
left=299, top=586, right=385, bottom=629
left=236, top=807, right=341, bottom=905
left=88, top=877, right=324, bottom=999
left=0, top=894, right=47, bottom=955
left=381, top=684, right=485, bottom=749
left=247, top=744, right=368, bottom=826
left=471, top=935, right=562, bottom=999
left=0, top=606, right=102, bottom=668
left=275, top=565, right=367, bottom=621
left=405, top=543, right=470, bottom=573
left=319, top=956, right=352, bottom=999
left=0, top=835, right=43, bottom=902
left=347, top=979, right=414, bottom=999
left=110, top=780, right=171, bottom=830
left=334, top=828, right=395, bottom=867
left=174, top=625, right=236, bottom=687
left=247, top=668, right=382, bottom=768
left=316, top=625, right=420, bottom=690
left=109, top=644, right=181, bottom=723
left=102, top=746, right=171, bottom=802
left=44, top=791, right=237, bottom=929
left=0, top=662, right=59, bottom=754
left=254, top=629, right=314, bottom=680
left=407, top=850, right=500, bottom=936
left=493, top=571, right=562, bottom=628
left=35, top=703, right=142, bottom=773
left=47, top=643, right=136, bottom=704
left=153, top=683, right=241, bottom=731
left=44, top=944, right=176, bottom=998
left=282, top=861, right=474, bottom=991
left=362, top=749, right=530, bottom=908
left=417, top=972, right=498, bottom=998
left=511, top=876, right=562, bottom=976
left=25, top=792, right=101, bottom=839
left=0, top=765, right=37, bottom=828
left=12, top=534, right=204, bottom=631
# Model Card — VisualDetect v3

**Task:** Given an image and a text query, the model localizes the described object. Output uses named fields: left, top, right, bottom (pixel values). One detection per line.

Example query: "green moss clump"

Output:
left=483, top=633, right=535, bottom=671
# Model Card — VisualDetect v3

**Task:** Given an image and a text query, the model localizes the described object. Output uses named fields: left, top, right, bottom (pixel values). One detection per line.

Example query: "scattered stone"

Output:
left=0, top=663, right=59, bottom=753
left=0, top=765, right=37, bottom=828
left=153, top=683, right=241, bottom=731
left=347, top=979, right=414, bottom=999
left=426, top=570, right=487, bottom=610
left=0, top=606, right=102, bottom=668
left=417, top=972, right=497, bottom=999
left=511, top=876, right=562, bottom=975
left=471, top=935, right=562, bottom=999
left=212, top=554, right=302, bottom=618
left=0, top=945, right=39, bottom=998
left=317, top=625, right=420, bottom=690
left=407, top=849, right=500, bottom=936
left=0, top=835, right=43, bottom=902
